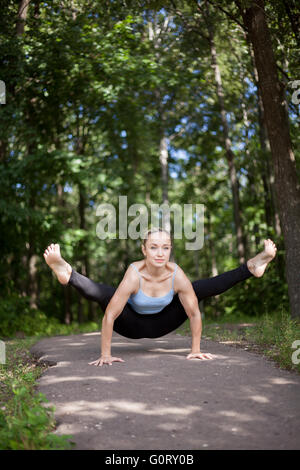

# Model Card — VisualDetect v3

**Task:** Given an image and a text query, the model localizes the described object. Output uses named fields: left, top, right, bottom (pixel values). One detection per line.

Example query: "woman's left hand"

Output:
left=186, top=352, right=214, bottom=360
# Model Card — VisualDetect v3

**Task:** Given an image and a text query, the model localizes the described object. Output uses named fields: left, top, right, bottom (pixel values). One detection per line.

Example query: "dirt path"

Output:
left=30, top=332, right=300, bottom=450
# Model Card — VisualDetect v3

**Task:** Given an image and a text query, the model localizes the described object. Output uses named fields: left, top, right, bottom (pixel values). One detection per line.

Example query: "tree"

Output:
left=237, top=0, right=300, bottom=318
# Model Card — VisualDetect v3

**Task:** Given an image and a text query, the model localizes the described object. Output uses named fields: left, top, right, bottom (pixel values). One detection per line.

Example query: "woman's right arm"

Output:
left=89, top=266, right=137, bottom=366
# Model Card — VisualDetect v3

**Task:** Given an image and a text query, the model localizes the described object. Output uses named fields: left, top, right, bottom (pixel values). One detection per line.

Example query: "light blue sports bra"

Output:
left=127, top=263, right=178, bottom=314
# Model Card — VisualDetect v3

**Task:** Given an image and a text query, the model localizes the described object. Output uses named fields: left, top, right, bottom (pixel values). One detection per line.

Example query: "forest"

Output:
left=1, top=0, right=299, bottom=338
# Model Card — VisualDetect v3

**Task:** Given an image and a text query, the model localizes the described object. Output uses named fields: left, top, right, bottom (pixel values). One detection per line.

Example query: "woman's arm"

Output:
left=175, top=267, right=213, bottom=360
left=89, top=267, right=138, bottom=366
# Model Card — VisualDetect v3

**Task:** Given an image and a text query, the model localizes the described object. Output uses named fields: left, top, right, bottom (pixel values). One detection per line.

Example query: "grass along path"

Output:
left=0, top=336, right=76, bottom=450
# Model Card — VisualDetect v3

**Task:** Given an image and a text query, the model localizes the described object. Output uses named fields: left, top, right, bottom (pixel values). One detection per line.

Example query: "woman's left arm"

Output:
left=175, top=268, right=213, bottom=360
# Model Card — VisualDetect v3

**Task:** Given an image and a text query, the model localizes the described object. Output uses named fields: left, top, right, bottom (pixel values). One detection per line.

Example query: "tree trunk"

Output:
left=205, top=2, right=246, bottom=263
left=240, top=0, right=300, bottom=318
left=77, top=184, right=86, bottom=323
left=251, top=46, right=282, bottom=237
left=282, top=0, right=300, bottom=48
left=16, top=0, right=31, bottom=35
left=57, top=182, right=73, bottom=324
left=28, top=254, right=38, bottom=309
left=193, top=246, right=205, bottom=318
left=159, top=134, right=171, bottom=231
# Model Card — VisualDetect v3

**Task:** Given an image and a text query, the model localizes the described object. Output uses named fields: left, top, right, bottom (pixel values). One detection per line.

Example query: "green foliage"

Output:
left=245, top=310, right=300, bottom=372
left=0, top=337, right=75, bottom=450
left=0, top=387, right=73, bottom=450
left=0, top=293, right=99, bottom=338
left=0, top=0, right=297, bottom=338
left=0, top=295, right=60, bottom=338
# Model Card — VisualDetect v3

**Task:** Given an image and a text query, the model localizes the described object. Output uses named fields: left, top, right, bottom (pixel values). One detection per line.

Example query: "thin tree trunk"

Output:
left=26, top=150, right=38, bottom=309
left=159, top=134, right=171, bottom=230
left=205, top=2, right=245, bottom=263
left=207, top=212, right=220, bottom=317
left=57, top=182, right=73, bottom=324
left=193, top=246, right=205, bottom=318
left=16, top=0, right=31, bottom=35
left=240, top=0, right=300, bottom=318
left=254, top=60, right=282, bottom=237
left=77, top=185, right=86, bottom=324
left=282, top=0, right=300, bottom=48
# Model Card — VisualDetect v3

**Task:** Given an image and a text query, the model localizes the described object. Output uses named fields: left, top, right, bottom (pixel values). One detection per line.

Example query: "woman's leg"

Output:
left=191, top=239, right=277, bottom=301
left=68, top=269, right=116, bottom=312
left=191, top=263, right=253, bottom=301
left=44, top=243, right=116, bottom=312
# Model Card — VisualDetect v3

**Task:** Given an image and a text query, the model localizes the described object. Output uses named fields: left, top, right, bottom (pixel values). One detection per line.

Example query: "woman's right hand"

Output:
left=88, top=355, right=125, bottom=366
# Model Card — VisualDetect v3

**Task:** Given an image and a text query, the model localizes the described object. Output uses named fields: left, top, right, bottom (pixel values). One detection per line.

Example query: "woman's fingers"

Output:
left=201, top=353, right=213, bottom=360
left=88, top=356, right=125, bottom=366
left=187, top=352, right=214, bottom=360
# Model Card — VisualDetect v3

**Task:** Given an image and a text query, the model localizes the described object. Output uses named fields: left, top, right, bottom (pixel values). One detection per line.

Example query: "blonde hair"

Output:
left=142, top=227, right=172, bottom=247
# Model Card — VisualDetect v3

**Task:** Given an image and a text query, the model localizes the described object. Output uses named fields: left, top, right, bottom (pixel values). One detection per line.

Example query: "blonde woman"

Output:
left=44, top=228, right=277, bottom=366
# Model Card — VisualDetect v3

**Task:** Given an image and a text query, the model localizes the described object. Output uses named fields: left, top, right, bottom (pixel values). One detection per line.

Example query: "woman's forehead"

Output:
left=147, top=233, right=171, bottom=244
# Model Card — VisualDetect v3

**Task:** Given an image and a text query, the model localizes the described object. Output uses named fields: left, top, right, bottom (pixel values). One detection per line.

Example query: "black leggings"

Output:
left=67, top=263, right=253, bottom=339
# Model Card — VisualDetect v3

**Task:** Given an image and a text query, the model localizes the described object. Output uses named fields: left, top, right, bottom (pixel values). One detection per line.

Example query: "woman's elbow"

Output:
left=188, top=308, right=201, bottom=319
left=104, top=308, right=121, bottom=322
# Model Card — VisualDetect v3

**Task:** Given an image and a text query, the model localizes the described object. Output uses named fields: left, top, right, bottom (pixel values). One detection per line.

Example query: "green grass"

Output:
left=0, top=322, right=101, bottom=450
left=176, top=310, right=300, bottom=374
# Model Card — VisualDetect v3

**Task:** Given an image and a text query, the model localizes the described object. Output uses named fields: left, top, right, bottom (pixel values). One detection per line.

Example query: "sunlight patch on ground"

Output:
left=57, top=400, right=202, bottom=420
left=269, top=377, right=298, bottom=385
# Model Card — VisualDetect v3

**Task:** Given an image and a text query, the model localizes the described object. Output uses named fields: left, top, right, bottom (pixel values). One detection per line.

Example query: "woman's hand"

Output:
left=88, top=355, right=125, bottom=366
left=186, top=352, right=213, bottom=360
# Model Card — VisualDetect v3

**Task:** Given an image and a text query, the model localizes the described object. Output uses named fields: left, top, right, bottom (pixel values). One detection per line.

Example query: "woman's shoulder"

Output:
left=168, top=261, right=178, bottom=272
left=129, top=260, right=145, bottom=272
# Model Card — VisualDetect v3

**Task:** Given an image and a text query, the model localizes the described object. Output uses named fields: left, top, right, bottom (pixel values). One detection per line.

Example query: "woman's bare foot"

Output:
left=247, top=239, right=277, bottom=278
left=43, top=243, right=72, bottom=285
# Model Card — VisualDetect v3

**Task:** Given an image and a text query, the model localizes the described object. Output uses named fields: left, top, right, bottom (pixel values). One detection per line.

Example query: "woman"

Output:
left=43, top=228, right=277, bottom=366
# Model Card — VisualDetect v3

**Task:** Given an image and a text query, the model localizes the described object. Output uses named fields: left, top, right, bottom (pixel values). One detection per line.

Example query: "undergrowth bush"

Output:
left=0, top=294, right=99, bottom=338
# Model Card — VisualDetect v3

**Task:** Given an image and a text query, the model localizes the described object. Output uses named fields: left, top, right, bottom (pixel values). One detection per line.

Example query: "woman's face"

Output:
left=142, top=231, right=172, bottom=266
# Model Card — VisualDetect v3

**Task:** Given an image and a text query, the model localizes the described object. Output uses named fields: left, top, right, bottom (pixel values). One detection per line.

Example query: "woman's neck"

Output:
left=143, top=259, right=168, bottom=279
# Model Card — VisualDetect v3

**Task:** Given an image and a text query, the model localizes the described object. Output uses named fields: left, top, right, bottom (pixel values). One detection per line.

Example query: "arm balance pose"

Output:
left=43, top=228, right=277, bottom=366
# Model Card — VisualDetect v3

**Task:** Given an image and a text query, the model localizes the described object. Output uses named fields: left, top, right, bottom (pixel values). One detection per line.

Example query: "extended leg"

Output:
left=44, top=243, right=115, bottom=311
left=192, top=263, right=253, bottom=301
left=68, top=268, right=116, bottom=312
left=192, top=239, right=277, bottom=301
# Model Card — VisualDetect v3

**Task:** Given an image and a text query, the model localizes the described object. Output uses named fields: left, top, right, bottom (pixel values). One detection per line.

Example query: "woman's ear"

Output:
left=141, top=244, right=146, bottom=257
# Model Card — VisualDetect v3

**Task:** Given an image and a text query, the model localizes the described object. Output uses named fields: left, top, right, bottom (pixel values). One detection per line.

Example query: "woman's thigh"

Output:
left=68, top=269, right=116, bottom=311
left=191, top=263, right=253, bottom=301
